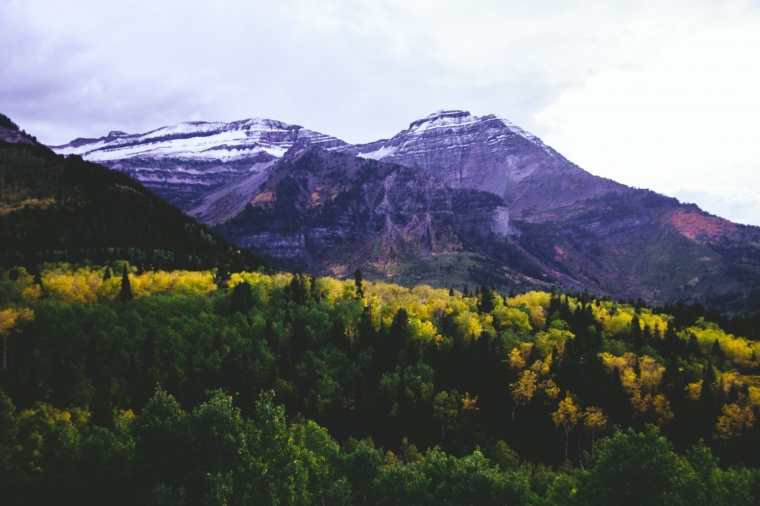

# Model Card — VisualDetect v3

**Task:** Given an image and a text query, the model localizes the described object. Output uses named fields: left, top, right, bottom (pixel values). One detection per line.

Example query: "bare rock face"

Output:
left=213, top=147, right=514, bottom=278
left=491, top=207, right=513, bottom=237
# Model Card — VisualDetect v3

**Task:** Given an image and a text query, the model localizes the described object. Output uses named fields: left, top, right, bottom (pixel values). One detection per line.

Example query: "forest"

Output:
left=2, top=263, right=760, bottom=504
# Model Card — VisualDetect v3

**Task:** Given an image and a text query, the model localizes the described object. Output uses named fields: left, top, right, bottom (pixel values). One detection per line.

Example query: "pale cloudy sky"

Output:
left=2, top=0, right=759, bottom=225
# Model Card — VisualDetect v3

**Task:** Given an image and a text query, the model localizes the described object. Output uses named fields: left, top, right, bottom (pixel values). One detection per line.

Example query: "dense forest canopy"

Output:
left=2, top=263, right=760, bottom=504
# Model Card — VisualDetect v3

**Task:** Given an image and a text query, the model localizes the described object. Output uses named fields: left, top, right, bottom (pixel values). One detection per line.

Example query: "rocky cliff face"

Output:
left=515, top=189, right=760, bottom=312
left=213, top=146, right=532, bottom=287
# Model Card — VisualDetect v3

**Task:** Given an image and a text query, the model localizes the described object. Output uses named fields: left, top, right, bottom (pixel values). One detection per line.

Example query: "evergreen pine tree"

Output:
left=354, top=268, right=364, bottom=299
left=120, top=263, right=133, bottom=302
left=631, top=315, right=643, bottom=349
left=477, top=286, right=495, bottom=313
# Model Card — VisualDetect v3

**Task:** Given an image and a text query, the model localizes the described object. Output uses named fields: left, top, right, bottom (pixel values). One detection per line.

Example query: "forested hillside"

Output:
left=0, top=123, right=265, bottom=273
left=2, top=264, right=760, bottom=504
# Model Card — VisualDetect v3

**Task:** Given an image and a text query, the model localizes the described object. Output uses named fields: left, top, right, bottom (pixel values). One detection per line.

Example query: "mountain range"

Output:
left=43, top=110, right=760, bottom=313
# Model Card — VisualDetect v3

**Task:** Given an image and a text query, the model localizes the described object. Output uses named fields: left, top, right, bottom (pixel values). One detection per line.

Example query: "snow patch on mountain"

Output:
left=496, top=116, right=553, bottom=155
left=408, top=110, right=483, bottom=132
left=53, top=118, right=346, bottom=163
left=356, top=145, right=398, bottom=160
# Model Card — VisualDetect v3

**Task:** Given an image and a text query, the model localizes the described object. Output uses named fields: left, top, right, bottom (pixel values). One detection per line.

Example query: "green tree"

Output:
left=229, top=281, right=253, bottom=314
left=354, top=268, right=364, bottom=299
left=133, top=388, right=190, bottom=493
left=187, top=390, right=247, bottom=503
left=477, top=285, right=497, bottom=313
left=0, top=388, right=20, bottom=498
left=78, top=412, right=137, bottom=505
left=15, top=402, right=89, bottom=502
left=433, top=390, right=459, bottom=445
left=575, top=426, right=683, bottom=506
left=120, top=263, right=133, bottom=302
left=340, top=438, right=383, bottom=504
left=248, top=390, right=309, bottom=504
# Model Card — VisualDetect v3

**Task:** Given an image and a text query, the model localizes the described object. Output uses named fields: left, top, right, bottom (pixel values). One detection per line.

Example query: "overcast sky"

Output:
left=2, top=0, right=759, bottom=225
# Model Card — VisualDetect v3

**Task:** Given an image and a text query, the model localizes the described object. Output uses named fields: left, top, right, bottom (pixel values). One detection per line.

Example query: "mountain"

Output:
left=344, top=111, right=760, bottom=312
left=343, top=110, right=626, bottom=216
left=51, top=111, right=760, bottom=313
left=0, top=113, right=264, bottom=272
left=213, top=144, right=538, bottom=289
left=53, top=118, right=346, bottom=223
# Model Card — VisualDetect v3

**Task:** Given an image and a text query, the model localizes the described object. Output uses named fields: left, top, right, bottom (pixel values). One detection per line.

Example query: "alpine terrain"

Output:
left=53, top=110, right=760, bottom=313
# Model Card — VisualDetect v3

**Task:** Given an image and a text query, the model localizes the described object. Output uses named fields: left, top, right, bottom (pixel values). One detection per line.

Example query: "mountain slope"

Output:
left=213, top=145, right=545, bottom=289
left=0, top=113, right=264, bottom=271
left=514, top=189, right=760, bottom=311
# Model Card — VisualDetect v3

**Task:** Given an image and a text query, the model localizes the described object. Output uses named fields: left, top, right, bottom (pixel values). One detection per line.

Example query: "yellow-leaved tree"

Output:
left=583, top=406, right=608, bottom=457
left=510, top=369, right=537, bottom=423
left=715, top=400, right=756, bottom=443
left=0, top=307, right=34, bottom=371
left=552, top=392, right=581, bottom=462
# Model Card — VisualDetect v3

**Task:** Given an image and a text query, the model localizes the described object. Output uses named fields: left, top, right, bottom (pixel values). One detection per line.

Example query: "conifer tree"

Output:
left=631, top=315, right=643, bottom=348
left=120, top=264, right=133, bottom=302
left=354, top=268, right=364, bottom=299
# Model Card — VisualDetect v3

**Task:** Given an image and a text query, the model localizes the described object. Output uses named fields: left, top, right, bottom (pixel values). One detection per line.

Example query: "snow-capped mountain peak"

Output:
left=353, top=110, right=553, bottom=161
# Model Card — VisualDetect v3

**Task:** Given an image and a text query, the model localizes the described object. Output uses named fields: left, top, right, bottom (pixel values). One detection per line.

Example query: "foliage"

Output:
left=1, top=264, right=760, bottom=502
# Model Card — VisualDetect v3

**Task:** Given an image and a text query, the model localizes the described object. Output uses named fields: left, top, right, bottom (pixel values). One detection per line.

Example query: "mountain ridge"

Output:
left=49, top=110, right=760, bottom=313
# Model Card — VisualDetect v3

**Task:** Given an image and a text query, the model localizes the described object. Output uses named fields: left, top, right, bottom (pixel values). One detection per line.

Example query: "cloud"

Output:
left=672, top=184, right=760, bottom=227
left=1, top=0, right=758, bottom=224
left=535, top=0, right=760, bottom=224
